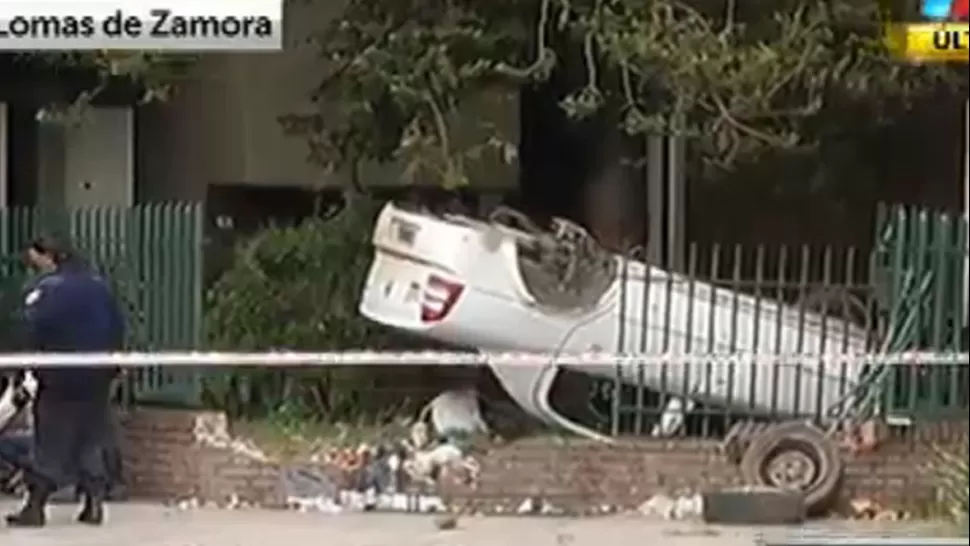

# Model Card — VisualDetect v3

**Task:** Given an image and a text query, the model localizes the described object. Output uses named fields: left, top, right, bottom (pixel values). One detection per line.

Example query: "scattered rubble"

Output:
left=516, top=496, right=565, bottom=515
left=637, top=493, right=704, bottom=520
left=434, top=514, right=459, bottom=530
left=274, top=388, right=489, bottom=514
left=848, top=498, right=909, bottom=521
left=193, top=413, right=271, bottom=462
left=420, top=389, right=490, bottom=440
left=120, top=390, right=941, bottom=521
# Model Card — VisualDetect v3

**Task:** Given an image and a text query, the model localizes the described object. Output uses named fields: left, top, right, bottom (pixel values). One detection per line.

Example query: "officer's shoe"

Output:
left=5, top=487, right=49, bottom=527
left=5, top=505, right=46, bottom=527
left=77, top=494, right=104, bottom=525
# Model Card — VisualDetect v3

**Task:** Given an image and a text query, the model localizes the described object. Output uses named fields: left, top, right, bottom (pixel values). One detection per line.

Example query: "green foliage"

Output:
left=205, top=199, right=382, bottom=351
left=594, top=0, right=964, bottom=167
left=931, top=444, right=969, bottom=529
left=202, top=197, right=427, bottom=422
left=20, top=52, right=196, bottom=124
left=283, top=0, right=965, bottom=178
left=280, top=0, right=529, bottom=187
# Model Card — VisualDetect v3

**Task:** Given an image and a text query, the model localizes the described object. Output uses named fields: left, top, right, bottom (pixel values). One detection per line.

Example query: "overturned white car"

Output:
left=359, top=201, right=871, bottom=424
left=357, top=201, right=873, bottom=511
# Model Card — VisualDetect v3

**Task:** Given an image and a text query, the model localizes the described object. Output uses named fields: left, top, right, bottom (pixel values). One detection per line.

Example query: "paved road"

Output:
left=0, top=501, right=960, bottom=546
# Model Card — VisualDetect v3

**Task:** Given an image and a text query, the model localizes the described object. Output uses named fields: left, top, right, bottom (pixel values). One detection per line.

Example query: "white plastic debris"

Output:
left=673, top=494, right=704, bottom=519
left=287, top=494, right=344, bottom=514
left=285, top=490, right=447, bottom=514
left=405, top=443, right=466, bottom=483
left=637, top=493, right=703, bottom=520
left=638, top=493, right=674, bottom=518
left=225, top=493, right=242, bottom=510
left=515, top=496, right=562, bottom=515
left=424, top=389, right=489, bottom=437
left=651, top=397, right=696, bottom=437
left=175, top=497, right=200, bottom=511
left=192, top=416, right=270, bottom=462
left=517, top=497, right=538, bottom=514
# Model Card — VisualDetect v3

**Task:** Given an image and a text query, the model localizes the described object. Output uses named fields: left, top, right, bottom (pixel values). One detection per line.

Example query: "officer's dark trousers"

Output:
left=26, top=389, right=112, bottom=495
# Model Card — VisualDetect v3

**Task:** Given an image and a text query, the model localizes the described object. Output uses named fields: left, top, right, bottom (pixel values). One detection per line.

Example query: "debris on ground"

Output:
left=194, top=413, right=271, bottom=462
left=274, top=388, right=491, bottom=514
left=848, top=497, right=909, bottom=521
left=516, top=495, right=565, bottom=515
left=280, top=441, right=471, bottom=513
left=420, top=388, right=490, bottom=440
left=434, top=514, right=459, bottom=530
left=638, top=493, right=704, bottom=520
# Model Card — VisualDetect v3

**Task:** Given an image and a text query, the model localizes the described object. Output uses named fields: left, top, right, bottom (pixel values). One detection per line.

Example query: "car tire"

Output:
left=702, top=486, right=805, bottom=524
left=739, top=420, right=843, bottom=515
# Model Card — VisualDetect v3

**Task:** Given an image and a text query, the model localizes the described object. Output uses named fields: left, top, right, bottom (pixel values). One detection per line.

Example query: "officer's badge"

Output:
left=24, top=289, right=41, bottom=306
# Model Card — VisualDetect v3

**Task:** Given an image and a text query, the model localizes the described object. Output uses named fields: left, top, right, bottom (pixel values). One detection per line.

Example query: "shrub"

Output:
left=202, top=196, right=431, bottom=424
left=931, top=444, right=969, bottom=529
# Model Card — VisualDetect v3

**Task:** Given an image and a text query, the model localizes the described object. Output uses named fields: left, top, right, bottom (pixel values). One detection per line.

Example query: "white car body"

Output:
left=358, top=202, right=872, bottom=438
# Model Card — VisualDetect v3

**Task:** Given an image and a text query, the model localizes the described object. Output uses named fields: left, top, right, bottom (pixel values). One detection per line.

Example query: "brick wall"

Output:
left=120, top=408, right=967, bottom=514
left=440, top=425, right=968, bottom=515
left=121, top=408, right=283, bottom=507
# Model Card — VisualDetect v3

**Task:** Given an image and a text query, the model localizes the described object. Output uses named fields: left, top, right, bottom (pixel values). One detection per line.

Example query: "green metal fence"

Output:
left=873, top=204, right=969, bottom=420
left=593, top=204, right=968, bottom=437
left=0, top=203, right=204, bottom=405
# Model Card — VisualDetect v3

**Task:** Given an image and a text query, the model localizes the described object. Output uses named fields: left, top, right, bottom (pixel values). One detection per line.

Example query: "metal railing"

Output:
left=589, top=205, right=968, bottom=437
left=0, top=203, right=204, bottom=404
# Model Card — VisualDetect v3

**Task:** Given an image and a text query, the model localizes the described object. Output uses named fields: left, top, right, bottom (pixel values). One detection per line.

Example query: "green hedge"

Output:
left=201, top=197, right=435, bottom=423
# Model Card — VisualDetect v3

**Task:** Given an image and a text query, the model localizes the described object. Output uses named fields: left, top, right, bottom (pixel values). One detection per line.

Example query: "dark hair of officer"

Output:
left=25, top=234, right=77, bottom=272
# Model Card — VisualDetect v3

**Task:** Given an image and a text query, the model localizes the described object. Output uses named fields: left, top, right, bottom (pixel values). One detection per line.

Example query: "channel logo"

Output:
left=884, top=0, right=968, bottom=62
left=921, top=0, right=967, bottom=20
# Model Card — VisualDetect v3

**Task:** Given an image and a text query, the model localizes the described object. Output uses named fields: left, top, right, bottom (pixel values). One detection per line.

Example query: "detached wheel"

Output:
left=739, top=421, right=843, bottom=515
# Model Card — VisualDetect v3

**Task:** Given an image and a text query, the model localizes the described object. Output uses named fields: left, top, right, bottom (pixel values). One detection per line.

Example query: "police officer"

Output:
left=6, top=235, right=125, bottom=528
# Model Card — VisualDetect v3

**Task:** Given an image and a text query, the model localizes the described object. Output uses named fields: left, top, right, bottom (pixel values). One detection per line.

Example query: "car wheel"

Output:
left=739, top=420, right=843, bottom=515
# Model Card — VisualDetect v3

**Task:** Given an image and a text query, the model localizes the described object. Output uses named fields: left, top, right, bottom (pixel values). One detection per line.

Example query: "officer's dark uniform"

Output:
left=6, top=259, right=124, bottom=528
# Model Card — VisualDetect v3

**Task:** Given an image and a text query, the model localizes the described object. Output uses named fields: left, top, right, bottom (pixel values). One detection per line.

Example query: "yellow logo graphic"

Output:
left=885, top=22, right=969, bottom=62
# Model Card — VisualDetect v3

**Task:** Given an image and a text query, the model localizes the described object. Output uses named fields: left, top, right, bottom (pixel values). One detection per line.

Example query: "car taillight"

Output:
left=421, top=275, right=464, bottom=322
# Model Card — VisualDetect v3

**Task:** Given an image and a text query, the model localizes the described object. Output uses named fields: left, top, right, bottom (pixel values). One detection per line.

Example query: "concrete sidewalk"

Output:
left=0, top=501, right=959, bottom=546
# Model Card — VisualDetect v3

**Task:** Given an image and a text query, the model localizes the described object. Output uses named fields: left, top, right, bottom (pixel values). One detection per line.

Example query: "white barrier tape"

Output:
left=0, top=350, right=965, bottom=368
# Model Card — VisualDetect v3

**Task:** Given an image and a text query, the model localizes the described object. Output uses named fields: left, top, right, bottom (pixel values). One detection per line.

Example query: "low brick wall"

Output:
left=120, top=408, right=283, bottom=506
left=120, top=408, right=967, bottom=513
left=440, top=426, right=967, bottom=514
